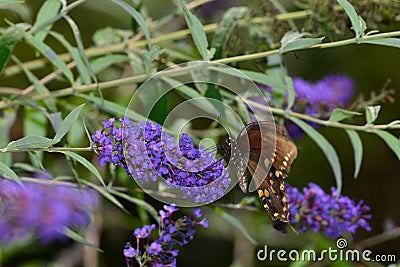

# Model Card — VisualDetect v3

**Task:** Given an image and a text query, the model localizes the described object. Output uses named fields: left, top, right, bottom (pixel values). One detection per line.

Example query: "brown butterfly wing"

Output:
left=235, top=121, right=296, bottom=223
left=246, top=155, right=290, bottom=222
left=268, top=125, right=297, bottom=177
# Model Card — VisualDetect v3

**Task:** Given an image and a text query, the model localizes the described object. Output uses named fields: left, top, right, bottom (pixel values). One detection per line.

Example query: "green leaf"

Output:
left=329, top=108, right=361, bottom=122
left=212, top=207, right=257, bottom=245
left=336, top=0, right=366, bottom=38
left=285, top=76, right=295, bottom=110
left=365, top=105, right=381, bottom=124
left=176, top=0, right=209, bottom=60
left=161, top=77, right=218, bottom=116
left=288, top=117, right=342, bottom=195
left=49, top=29, right=91, bottom=85
left=53, top=104, right=85, bottom=142
left=0, top=26, right=21, bottom=75
left=33, top=0, right=61, bottom=42
left=62, top=228, right=103, bottom=252
left=0, top=160, right=22, bottom=184
left=362, top=38, right=400, bottom=49
left=15, top=25, right=74, bottom=83
left=345, top=129, right=363, bottom=178
left=143, top=45, right=165, bottom=74
left=5, top=136, right=56, bottom=150
left=371, top=130, right=400, bottom=161
left=82, top=181, right=128, bottom=213
left=238, top=68, right=287, bottom=93
left=280, top=32, right=324, bottom=54
left=110, top=189, right=159, bottom=221
left=11, top=55, right=57, bottom=112
left=57, top=151, right=106, bottom=187
left=24, top=107, right=47, bottom=165
left=211, top=6, right=247, bottom=59
left=62, top=14, right=98, bottom=90
left=78, top=94, right=147, bottom=122
left=89, top=54, right=130, bottom=74
left=110, top=0, right=151, bottom=50
left=0, top=109, right=17, bottom=165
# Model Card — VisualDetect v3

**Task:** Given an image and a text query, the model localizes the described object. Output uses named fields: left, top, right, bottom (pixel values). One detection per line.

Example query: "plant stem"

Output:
left=0, top=146, right=94, bottom=153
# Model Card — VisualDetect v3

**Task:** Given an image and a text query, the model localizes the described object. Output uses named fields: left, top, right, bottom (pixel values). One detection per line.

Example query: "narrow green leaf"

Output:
left=280, top=32, right=324, bottom=54
left=62, top=228, right=103, bottom=252
left=0, top=161, right=22, bottom=184
left=288, top=117, right=342, bottom=194
left=110, top=0, right=151, bottom=50
left=362, top=38, right=400, bottom=49
left=78, top=94, right=147, bottom=122
left=89, top=54, right=130, bottom=74
left=176, top=0, right=209, bottom=60
left=33, top=0, right=61, bottom=42
left=211, top=6, right=248, bottom=59
left=345, top=129, right=363, bottom=178
left=336, top=0, right=365, bottom=38
left=82, top=180, right=128, bottom=213
left=239, top=68, right=287, bottom=93
left=0, top=109, right=17, bottom=165
left=143, top=45, right=165, bottom=74
left=388, top=120, right=400, bottom=126
left=24, top=107, right=47, bottom=165
left=15, top=25, right=74, bottom=83
left=365, top=105, right=381, bottom=124
left=63, top=14, right=99, bottom=91
left=5, top=136, right=56, bottom=150
left=53, top=104, right=85, bottom=142
left=0, top=26, right=21, bottom=75
left=11, top=55, right=57, bottom=112
left=329, top=108, right=361, bottom=122
left=164, top=47, right=198, bottom=62
left=110, top=189, right=159, bottom=221
left=212, top=207, right=257, bottom=245
left=161, top=77, right=218, bottom=115
left=285, top=76, right=295, bottom=110
left=371, top=130, right=400, bottom=161
left=49, top=30, right=91, bottom=85
left=57, top=151, right=106, bottom=187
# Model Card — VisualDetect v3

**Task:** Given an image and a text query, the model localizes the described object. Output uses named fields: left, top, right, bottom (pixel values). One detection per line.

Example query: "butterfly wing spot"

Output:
left=264, top=158, right=271, bottom=167
left=283, top=161, right=287, bottom=167
left=275, top=170, right=280, bottom=177
left=280, top=183, right=285, bottom=191
left=273, top=212, right=279, bottom=218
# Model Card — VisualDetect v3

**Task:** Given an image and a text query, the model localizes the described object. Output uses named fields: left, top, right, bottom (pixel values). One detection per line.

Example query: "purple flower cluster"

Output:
left=92, top=118, right=231, bottom=203
left=0, top=177, right=99, bottom=244
left=123, top=204, right=208, bottom=267
left=286, top=183, right=371, bottom=238
left=261, top=74, right=355, bottom=138
left=290, top=74, right=355, bottom=117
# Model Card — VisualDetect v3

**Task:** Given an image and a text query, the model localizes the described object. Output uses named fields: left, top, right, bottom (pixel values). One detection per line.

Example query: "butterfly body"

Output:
left=234, top=121, right=297, bottom=223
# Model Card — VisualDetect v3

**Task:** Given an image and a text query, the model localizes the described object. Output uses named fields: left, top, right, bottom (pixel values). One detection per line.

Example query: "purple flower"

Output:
left=286, top=183, right=371, bottom=238
left=123, top=208, right=207, bottom=267
left=148, top=242, right=162, bottom=255
left=134, top=227, right=148, bottom=239
left=0, top=177, right=99, bottom=244
left=259, top=74, right=355, bottom=138
left=92, top=118, right=231, bottom=203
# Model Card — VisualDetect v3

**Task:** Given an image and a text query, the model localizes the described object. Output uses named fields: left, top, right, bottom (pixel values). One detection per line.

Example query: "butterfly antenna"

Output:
left=288, top=221, right=299, bottom=235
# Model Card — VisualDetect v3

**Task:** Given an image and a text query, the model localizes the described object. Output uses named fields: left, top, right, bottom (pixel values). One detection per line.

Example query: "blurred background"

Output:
left=0, top=0, right=399, bottom=266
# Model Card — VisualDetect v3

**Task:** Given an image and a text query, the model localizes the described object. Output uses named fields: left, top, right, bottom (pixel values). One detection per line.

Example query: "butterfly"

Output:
left=233, top=121, right=297, bottom=223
